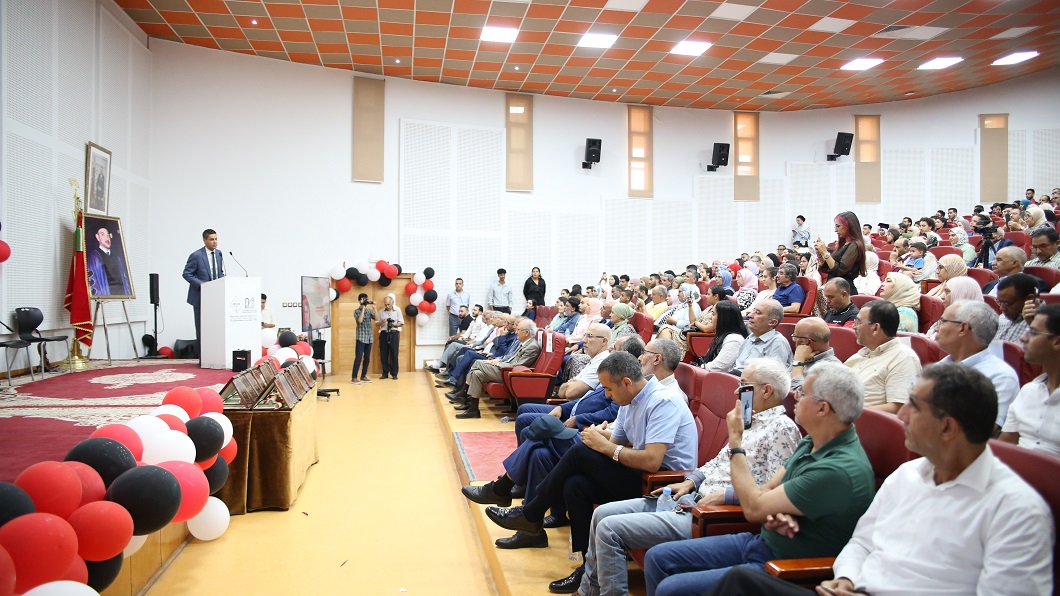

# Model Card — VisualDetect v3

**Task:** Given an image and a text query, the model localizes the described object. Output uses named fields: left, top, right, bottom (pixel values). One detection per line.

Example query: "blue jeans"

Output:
left=643, top=532, right=775, bottom=596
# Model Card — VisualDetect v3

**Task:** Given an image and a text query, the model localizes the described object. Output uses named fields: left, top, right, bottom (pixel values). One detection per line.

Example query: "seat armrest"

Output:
left=642, top=470, right=691, bottom=492
left=691, top=505, right=745, bottom=521
left=764, top=558, right=836, bottom=581
left=545, top=398, right=567, bottom=405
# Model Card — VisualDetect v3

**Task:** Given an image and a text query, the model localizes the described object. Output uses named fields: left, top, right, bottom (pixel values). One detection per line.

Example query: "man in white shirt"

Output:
left=935, top=301, right=1019, bottom=432
left=260, top=293, right=275, bottom=329
left=708, top=363, right=1054, bottom=596
left=1001, top=304, right=1060, bottom=455
left=486, top=268, right=514, bottom=313
left=1026, top=227, right=1060, bottom=269
left=444, top=278, right=472, bottom=335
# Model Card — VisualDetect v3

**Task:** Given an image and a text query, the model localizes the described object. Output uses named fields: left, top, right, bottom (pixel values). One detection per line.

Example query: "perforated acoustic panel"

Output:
left=696, top=176, right=735, bottom=259
left=1008, top=130, right=1027, bottom=203
left=788, top=163, right=833, bottom=245
left=882, top=149, right=927, bottom=221
left=100, top=11, right=131, bottom=173
left=400, top=120, right=451, bottom=231
left=1032, top=129, right=1060, bottom=198
left=129, top=44, right=152, bottom=180
left=605, top=198, right=648, bottom=277
left=57, top=0, right=94, bottom=148
left=4, top=0, right=53, bottom=136
left=650, top=197, right=694, bottom=274
left=399, top=234, right=451, bottom=344
left=930, top=148, right=975, bottom=210
left=745, top=179, right=787, bottom=252
left=506, top=210, right=551, bottom=306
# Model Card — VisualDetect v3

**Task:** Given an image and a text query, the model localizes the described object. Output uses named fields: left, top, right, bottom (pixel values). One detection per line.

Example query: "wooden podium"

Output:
left=201, top=277, right=261, bottom=369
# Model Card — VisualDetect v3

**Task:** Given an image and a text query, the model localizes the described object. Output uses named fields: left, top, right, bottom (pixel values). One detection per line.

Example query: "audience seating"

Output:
left=631, top=312, right=653, bottom=343
left=776, top=322, right=795, bottom=352
left=686, top=332, right=715, bottom=360
left=1025, top=266, right=1060, bottom=290
left=966, top=267, right=998, bottom=288
left=983, top=294, right=1002, bottom=314
left=1, top=334, right=36, bottom=386
left=534, top=305, right=558, bottom=328
left=850, top=295, right=880, bottom=309
left=1007, top=230, right=1031, bottom=257
left=673, top=362, right=702, bottom=405
left=1002, top=341, right=1043, bottom=386
left=917, top=295, right=945, bottom=334
left=780, top=277, right=817, bottom=324
left=897, top=332, right=942, bottom=365
left=486, top=331, right=567, bottom=406
left=920, top=279, right=942, bottom=294
left=1041, top=294, right=1060, bottom=305
left=697, top=281, right=710, bottom=309
left=876, top=261, right=892, bottom=286
left=968, top=234, right=984, bottom=251
left=828, top=326, right=860, bottom=361
left=876, top=250, right=891, bottom=264
left=928, top=246, right=962, bottom=260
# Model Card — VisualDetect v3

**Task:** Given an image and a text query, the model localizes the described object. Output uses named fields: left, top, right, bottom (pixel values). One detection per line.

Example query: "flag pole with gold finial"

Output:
left=62, top=178, right=92, bottom=371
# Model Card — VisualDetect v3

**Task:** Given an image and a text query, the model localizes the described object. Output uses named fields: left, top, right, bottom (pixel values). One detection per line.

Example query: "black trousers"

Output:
left=379, top=331, right=399, bottom=378
left=705, top=566, right=814, bottom=596
left=522, top=442, right=645, bottom=553
left=352, top=340, right=371, bottom=379
left=493, top=306, right=512, bottom=314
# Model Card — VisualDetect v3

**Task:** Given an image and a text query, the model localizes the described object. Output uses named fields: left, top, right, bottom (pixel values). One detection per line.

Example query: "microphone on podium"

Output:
left=229, top=251, right=249, bottom=277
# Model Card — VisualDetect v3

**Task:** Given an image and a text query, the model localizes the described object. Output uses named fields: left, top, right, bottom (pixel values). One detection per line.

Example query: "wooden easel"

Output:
left=87, top=299, right=140, bottom=365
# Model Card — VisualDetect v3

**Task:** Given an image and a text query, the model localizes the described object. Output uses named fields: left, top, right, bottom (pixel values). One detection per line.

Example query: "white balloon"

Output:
left=150, top=404, right=190, bottom=423
left=410, top=293, right=423, bottom=306
left=274, top=347, right=297, bottom=362
left=416, top=313, right=430, bottom=326
left=413, top=272, right=426, bottom=285
left=202, top=412, right=234, bottom=447
left=356, top=261, right=370, bottom=274
left=125, top=415, right=170, bottom=444
left=266, top=343, right=281, bottom=357
left=329, top=288, right=339, bottom=302
left=187, top=496, right=231, bottom=541
left=299, top=355, right=318, bottom=376
left=142, top=429, right=196, bottom=464
left=260, top=327, right=278, bottom=348
left=123, top=533, right=148, bottom=558
left=23, top=581, right=100, bottom=596
left=367, top=268, right=381, bottom=282
left=329, top=264, right=346, bottom=280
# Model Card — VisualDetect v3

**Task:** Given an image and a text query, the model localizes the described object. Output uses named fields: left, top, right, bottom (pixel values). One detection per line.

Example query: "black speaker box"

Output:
left=585, top=138, right=602, bottom=163
left=711, top=142, right=730, bottom=166
left=149, top=273, right=160, bottom=305
left=834, top=132, right=853, bottom=156
left=232, top=349, right=250, bottom=372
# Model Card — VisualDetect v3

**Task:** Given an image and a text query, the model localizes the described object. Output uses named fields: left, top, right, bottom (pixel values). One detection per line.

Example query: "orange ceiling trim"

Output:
left=187, top=0, right=229, bottom=14
left=264, top=4, right=306, bottom=19
left=278, top=30, right=314, bottom=43
left=159, top=10, right=202, bottom=26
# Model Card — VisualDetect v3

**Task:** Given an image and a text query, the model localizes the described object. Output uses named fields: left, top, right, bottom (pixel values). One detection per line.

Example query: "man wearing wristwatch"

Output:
left=483, top=351, right=697, bottom=593
left=643, top=363, right=874, bottom=594
left=791, top=317, right=841, bottom=390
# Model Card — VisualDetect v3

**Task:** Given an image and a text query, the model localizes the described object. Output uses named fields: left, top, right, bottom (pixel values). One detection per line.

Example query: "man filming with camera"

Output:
left=352, top=293, right=376, bottom=384
left=971, top=213, right=1013, bottom=268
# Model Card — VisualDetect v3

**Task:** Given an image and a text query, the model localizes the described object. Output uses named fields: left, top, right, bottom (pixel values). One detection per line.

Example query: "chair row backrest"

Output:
left=917, top=294, right=945, bottom=335
left=535, top=305, right=558, bottom=329
left=15, top=307, right=44, bottom=341
left=828, top=326, right=860, bottom=362
left=966, top=267, right=998, bottom=287
left=631, top=312, right=653, bottom=343
left=896, top=332, right=942, bottom=366
left=855, top=408, right=919, bottom=489
left=531, top=331, right=567, bottom=376
left=1002, top=341, right=1043, bottom=386
left=850, top=294, right=880, bottom=309
left=1025, top=266, right=1060, bottom=290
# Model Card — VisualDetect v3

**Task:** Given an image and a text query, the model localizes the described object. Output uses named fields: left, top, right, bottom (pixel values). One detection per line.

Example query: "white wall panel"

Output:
left=506, top=210, right=552, bottom=305
left=399, top=234, right=451, bottom=343
left=4, top=0, right=53, bottom=135
left=57, top=0, right=95, bottom=148
left=99, top=11, right=130, bottom=172
left=745, top=179, right=787, bottom=253
left=882, top=149, right=927, bottom=220
left=400, top=120, right=451, bottom=231
left=789, top=163, right=833, bottom=244
left=930, top=148, right=975, bottom=211
left=1009, top=130, right=1027, bottom=202
left=1032, top=129, right=1060, bottom=197
left=605, top=198, right=649, bottom=276
left=129, top=44, right=152, bottom=180
left=696, top=176, right=737, bottom=259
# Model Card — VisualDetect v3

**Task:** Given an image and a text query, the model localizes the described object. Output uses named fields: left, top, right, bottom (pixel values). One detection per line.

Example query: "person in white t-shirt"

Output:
left=260, top=293, right=275, bottom=329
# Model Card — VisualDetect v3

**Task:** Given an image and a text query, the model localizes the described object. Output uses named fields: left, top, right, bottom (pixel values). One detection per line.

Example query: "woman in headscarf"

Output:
left=926, top=254, right=968, bottom=300
left=733, top=268, right=759, bottom=310
left=1023, top=206, right=1052, bottom=232
left=880, top=272, right=920, bottom=333
left=609, top=302, right=637, bottom=343
left=854, top=248, right=881, bottom=297
left=766, top=253, right=781, bottom=268
left=716, top=268, right=735, bottom=296
left=656, top=283, right=702, bottom=353
left=948, top=227, right=977, bottom=265
left=924, top=276, right=984, bottom=340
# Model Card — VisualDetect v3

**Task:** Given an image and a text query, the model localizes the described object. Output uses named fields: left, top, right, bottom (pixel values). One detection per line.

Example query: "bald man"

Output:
left=791, top=317, right=841, bottom=390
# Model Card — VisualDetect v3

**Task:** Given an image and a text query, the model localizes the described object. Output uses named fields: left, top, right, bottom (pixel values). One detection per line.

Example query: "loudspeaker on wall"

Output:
left=711, top=143, right=730, bottom=167
left=585, top=138, right=602, bottom=163
left=149, top=273, right=159, bottom=305
left=834, top=132, right=853, bottom=156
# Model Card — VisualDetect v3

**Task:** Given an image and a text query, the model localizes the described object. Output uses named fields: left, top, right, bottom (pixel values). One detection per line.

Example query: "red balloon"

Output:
left=67, top=501, right=133, bottom=562
left=196, top=388, right=224, bottom=415
left=292, top=341, right=312, bottom=357
left=420, top=301, right=436, bottom=314
left=0, top=240, right=10, bottom=264
left=0, top=545, right=14, bottom=596
left=196, top=455, right=218, bottom=471
left=384, top=264, right=399, bottom=279
left=261, top=346, right=267, bottom=357
left=61, top=556, right=88, bottom=584
left=62, top=461, right=106, bottom=507
left=0, top=513, right=78, bottom=593
left=422, top=278, right=435, bottom=291
left=158, top=346, right=174, bottom=359
left=162, top=386, right=202, bottom=418
left=375, top=259, right=388, bottom=272
left=218, top=438, right=238, bottom=465
left=89, top=424, right=144, bottom=461
left=156, top=414, right=187, bottom=434
left=15, top=461, right=82, bottom=519
left=336, top=277, right=352, bottom=293
left=156, top=461, right=209, bottom=523
left=404, top=282, right=418, bottom=295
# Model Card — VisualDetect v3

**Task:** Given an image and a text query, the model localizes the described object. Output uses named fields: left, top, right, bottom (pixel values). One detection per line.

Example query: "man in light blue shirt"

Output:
left=486, top=268, right=514, bottom=313
left=485, top=351, right=697, bottom=592
left=936, top=300, right=1020, bottom=430
left=444, top=278, right=471, bottom=335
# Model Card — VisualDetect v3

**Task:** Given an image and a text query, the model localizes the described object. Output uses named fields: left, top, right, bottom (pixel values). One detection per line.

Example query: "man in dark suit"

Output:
left=454, top=319, right=541, bottom=419
left=182, top=228, right=224, bottom=349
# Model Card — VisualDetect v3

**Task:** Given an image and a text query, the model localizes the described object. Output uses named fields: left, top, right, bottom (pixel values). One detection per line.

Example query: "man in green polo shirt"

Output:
left=643, top=362, right=875, bottom=594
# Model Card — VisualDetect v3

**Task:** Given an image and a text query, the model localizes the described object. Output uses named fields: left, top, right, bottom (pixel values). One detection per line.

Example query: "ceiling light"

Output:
left=578, top=33, right=618, bottom=49
left=809, top=17, right=855, bottom=33
left=758, top=52, right=798, bottom=65
left=873, top=25, right=947, bottom=40
left=671, top=40, right=711, bottom=56
left=905, top=92, right=915, bottom=96
left=611, top=88, right=617, bottom=92
left=992, top=51, right=1039, bottom=65
left=603, top=0, right=650, bottom=11
left=250, top=19, right=258, bottom=25
left=918, top=57, right=963, bottom=70
left=759, top=90, right=791, bottom=98
left=841, top=58, right=883, bottom=71
left=480, top=26, right=519, bottom=43
left=395, top=59, right=401, bottom=64
left=990, top=26, right=1036, bottom=40
left=514, top=66, right=520, bottom=70
left=710, top=2, right=757, bottom=22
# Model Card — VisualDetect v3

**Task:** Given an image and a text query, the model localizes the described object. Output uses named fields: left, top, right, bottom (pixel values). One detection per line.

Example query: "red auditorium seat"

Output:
left=918, top=295, right=945, bottom=334
left=966, top=267, right=998, bottom=288
left=488, top=331, right=567, bottom=407
left=534, top=305, right=558, bottom=328
left=850, top=295, right=880, bottom=309
left=776, top=322, right=795, bottom=353
left=828, top=326, right=860, bottom=361
left=968, top=234, right=984, bottom=251
left=631, top=312, right=653, bottom=343
left=1006, top=230, right=1031, bottom=258
left=1041, top=294, right=1060, bottom=305
left=928, top=246, right=961, bottom=260
left=781, top=277, right=817, bottom=324
left=876, top=261, right=892, bottom=287
left=1025, top=266, right=1060, bottom=290
left=983, top=295, right=1002, bottom=314
left=1002, top=341, right=1043, bottom=386
left=897, top=332, right=941, bottom=366
left=686, top=333, right=715, bottom=360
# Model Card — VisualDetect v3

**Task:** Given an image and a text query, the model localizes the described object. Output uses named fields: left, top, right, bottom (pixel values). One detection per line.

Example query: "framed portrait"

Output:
left=85, top=143, right=111, bottom=215
left=82, top=214, right=136, bottom=300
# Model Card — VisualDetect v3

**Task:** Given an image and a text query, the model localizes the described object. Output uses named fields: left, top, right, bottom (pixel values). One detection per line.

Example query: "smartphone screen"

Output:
left=738, top=385, right=754, bottom=429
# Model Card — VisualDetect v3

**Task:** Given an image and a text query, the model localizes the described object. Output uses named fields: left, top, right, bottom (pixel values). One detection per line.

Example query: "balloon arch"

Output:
left=326, top=260, right=438, bottom=326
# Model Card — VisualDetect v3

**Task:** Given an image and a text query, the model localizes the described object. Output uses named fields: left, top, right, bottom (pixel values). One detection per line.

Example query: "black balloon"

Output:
left=86, top=553, right=123, bottom=591
left=394, top=264, right=403, bottom=275
left=278, top=331, right=298, bottom=347
left=0, top=482, right=35, bottom=527
left=185, top=417, right=225, bottom=463
left=105, top=466, right=182, bottom=536
left=378, top=276, right=392, bottom=287
left=355, top=274, right=369, bottom=287
left=345, top=267, right=359, bottom=280
left=423, top=289, right=438, bottom=303
left=423, top=267, right=435, bottom=279
left=65, top=438, right=137, bottom=487
left=280, top=360, right=296, bottom=369
left=404, top=304, right=419, bottom=317
left=203, top=457, right=229, bottom=495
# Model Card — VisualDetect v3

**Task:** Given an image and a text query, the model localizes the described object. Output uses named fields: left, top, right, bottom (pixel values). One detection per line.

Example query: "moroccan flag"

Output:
left=64, top=209, right=93, bottom=347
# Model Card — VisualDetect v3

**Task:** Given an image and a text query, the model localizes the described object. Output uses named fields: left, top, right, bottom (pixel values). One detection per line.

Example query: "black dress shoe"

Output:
left=446, top=388, right=467, bottom=398
left=461, top=482, right=512, bottom=506
left=542, top=514, right=570, bottom=529
left=485, top=506, right=543, bottom=534
left=425, top=365, right=441, bottom=373
left=510, top=484, right=526, bottom=499
left=440, top=379, right=456, bottom=388
left=434, top=370, right=449, bottom=378
left=496, top=531, right=548, bottom=549
left=548, top=566, right=584, bottom=594
left=455, top=408, right=480, bottom=419
left=454, top=402, right=470, bottom=411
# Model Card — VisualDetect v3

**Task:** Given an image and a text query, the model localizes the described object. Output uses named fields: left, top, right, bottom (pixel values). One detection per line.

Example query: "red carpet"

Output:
left=454, top=431, right=517, bottom=482
left=0, top=362, right=236, bottom=482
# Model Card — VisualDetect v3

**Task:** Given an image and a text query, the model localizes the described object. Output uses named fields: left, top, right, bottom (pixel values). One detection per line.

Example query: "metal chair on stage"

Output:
left=15, top=307, right=72, bottom=378
left=0, top=320, right=36, bottom=386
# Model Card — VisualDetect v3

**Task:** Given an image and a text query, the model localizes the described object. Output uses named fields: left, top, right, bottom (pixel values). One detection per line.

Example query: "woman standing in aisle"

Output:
left=523, top=267, right=546, bottom=308
left=376, top=293, right=404, bottom=380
